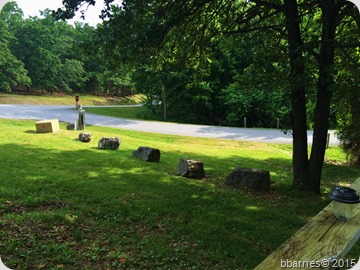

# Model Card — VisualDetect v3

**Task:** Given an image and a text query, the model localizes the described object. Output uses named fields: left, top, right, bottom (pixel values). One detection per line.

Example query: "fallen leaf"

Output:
left=65, top=214, right=78, bottom=223
left=119, top=257, right=127, bottom=263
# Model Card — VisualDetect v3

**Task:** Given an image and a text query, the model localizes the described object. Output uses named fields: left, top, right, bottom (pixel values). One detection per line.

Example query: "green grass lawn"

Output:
left=0, top=119, right=359, bottom=269
left=86, top=106, right=154, bottom=121
left=0, top=92, right=144, bottom=106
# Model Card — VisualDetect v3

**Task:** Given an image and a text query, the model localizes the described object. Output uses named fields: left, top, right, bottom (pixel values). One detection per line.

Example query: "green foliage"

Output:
left=71, top=21, right=136, bottom=95
left=222, top=53, right=292, bottom=128
left=100, top=69, right=134, bottom=96
left=0, top=1, right=24, bottom=25
left=0, top=18, right=30, bottom=92
left=9, top=13, right=70, bottom=91
left=332, top=9, right=360, bottom=166
left=336, top=82, right=360, bottom=166
left=0, top=4, right=131, bottom=95
left=56, top=59, right=87, bottom=92
left=338, top=125, right=360, bottom=167
left=71, top=1, right=293, bottom=127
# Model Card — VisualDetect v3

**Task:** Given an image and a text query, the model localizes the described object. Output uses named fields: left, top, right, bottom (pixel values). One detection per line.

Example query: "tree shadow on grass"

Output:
left=0, top=142, right=358, bottom=269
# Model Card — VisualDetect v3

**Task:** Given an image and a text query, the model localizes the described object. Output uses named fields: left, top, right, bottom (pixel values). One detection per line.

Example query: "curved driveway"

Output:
left=0, top=104, right=339, bottom=145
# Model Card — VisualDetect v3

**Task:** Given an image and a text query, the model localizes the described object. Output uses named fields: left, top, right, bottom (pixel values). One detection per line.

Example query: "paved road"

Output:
left=0, top=104, right=340, bottom=145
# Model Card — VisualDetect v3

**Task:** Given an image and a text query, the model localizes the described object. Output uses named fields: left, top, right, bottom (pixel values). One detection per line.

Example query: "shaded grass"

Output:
left=86, top=105, right=201, bottom=123
left=86, top=106, right=153, bottom=120
left=0, top=119, right=359, bottom=269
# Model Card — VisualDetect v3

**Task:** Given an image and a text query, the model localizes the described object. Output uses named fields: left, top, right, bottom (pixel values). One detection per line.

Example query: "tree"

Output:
left=337, top=88, right=360, bottom=166
left=0, top=5, right=30, bottom=92
left=0, top=1, right=24, bottom=26
left=334, top=20, right=360, bottom=166
left=56, top=59, right=87, bottom=92
left=10, top=15, right=62, bottom=91
left=54, top=0, right=360, bottom=194
left=282, top=0, right=357, bottom=192
left=8, top=9, right=91, bottom=93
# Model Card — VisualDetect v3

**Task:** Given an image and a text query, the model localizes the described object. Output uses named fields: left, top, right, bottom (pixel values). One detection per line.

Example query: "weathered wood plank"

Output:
left=255, top=178, right=360, bottom=270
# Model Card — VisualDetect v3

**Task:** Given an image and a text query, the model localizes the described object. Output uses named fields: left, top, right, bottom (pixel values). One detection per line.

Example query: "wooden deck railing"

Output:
left=255, top=177, right=360, bottom=270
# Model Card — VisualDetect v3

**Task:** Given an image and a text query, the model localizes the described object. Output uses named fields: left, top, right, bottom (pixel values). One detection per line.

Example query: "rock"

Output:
left=177, top=158, right=205, bottom=179
left=224, top=167, right=270, bottom=191
left=132, top=147, right=160, bottom=162
left=98, top=137, right=121, bottom=150
left=66, top=123, right=75, bottom=130
left=78, top=132, right=91, bottom=143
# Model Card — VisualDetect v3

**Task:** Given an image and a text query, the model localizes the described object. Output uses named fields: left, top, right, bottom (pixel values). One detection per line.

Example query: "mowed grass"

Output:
left=86, top=106, right=152, bottom=120
left=0, top=119, right=359, bottom=269
left=0, top=92, right=144, bottom=106
left=2, top=92, right=175, bottom=122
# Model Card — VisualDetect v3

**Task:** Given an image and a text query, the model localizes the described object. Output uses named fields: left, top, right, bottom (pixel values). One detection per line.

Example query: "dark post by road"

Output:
left=75, top=95, right=79, bottom=109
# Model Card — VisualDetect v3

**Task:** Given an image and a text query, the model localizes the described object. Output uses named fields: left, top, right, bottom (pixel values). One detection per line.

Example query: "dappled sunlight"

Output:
left=25, top=175, right=48, bottom=181
left=245, top=205, right=263, bottom=212
left=86, top=171, right=99, bottom=179
left=1, top=119, right=359, bottom=269
left=335, top=181, right=352, bottom=188
left=191, top=194, right=213, bottom=201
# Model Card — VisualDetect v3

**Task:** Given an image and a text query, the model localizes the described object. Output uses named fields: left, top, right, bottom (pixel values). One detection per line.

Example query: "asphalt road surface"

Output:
left=0, top=104, right=339, bottom=145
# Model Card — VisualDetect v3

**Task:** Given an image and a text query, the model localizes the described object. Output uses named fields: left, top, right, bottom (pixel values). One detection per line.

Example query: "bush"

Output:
left=337, top=90, right=360, bottom=166
left=338, top=125, right=360, bottom=167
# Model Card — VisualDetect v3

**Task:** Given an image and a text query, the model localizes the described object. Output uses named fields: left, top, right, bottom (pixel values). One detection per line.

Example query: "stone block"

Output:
left=79, top=132, right=91, bottom=143
left=224, top=167, right=270, bottom=191
left=35, top=119, right=60, bottom=133
left=132, top=146, right=160, bottom=162
left=66, top=123, right=75, bottom=130
left=177, top=158, right=205, bottom=179
left=98, top=137, right=121, bottom=150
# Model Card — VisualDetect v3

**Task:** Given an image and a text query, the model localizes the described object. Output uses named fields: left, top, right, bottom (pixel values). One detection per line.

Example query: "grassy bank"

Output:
left=0, top=119, right=359, bottom=269
left=0, top=92, right=144, bottom=106
left=85, top=106, right=156, bottom=121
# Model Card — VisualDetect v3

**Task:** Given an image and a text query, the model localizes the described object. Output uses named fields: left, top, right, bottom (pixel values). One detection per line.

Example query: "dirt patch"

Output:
left=324, top=158, right=349, bottom=166
left=0, top=200, right=68, bottom=215
left=0, top=217, right=124, bottom=270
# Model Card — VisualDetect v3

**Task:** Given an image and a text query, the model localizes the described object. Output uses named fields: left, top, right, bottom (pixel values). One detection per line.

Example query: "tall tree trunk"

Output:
left=308, top=0, right=338, bottom=194
left=160, top=82, right=167, bottom=121
left=284, top=0, right=309, bottom=189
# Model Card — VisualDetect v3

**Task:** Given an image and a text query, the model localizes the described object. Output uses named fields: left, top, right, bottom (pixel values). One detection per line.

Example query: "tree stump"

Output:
left=177, top=158, right=205, bottom=179
left=224, top=167, right=270, bottom=191
left=132, top=146, right=161, bottom=162
left=98, top=137, right=121, bottom=150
